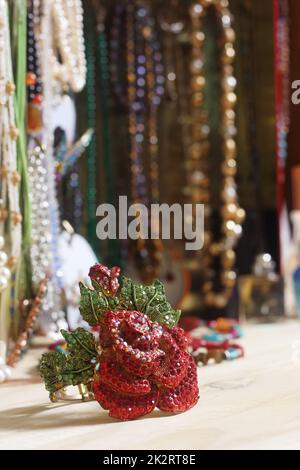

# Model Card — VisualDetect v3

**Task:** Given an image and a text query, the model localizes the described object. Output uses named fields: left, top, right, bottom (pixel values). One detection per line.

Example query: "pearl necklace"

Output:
left=0, top=0, right=22, bottom=293
left=189, top=0, right=245, bottom=309
left=33, top=0, right=86, bottom=335
left=25, top=0, right=67, bottom=336
left=51, top=0, right=86, bottom=93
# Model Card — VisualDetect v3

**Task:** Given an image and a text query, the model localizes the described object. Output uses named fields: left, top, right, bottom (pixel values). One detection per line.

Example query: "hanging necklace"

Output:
left=26, top=1, right=53, bottom=298
left=125, top=1, right=165, bottom=283
left=189, top=0, right=245, bottom=310
left=84, top=11, right=98, bottom=255
left=50, top=0, right=86, bottom=93
left=94, top=3, right=120, bottom=265
left=141, top=7, right=164, bottom=204
left=26, top=0, right=66, bottom=335
left=158, top=2, right=191, bottom=202
left=55, top=131, right=84, bottom=234
left=274, top=0, right=290, bottom=270
left=7, top=0, right=33, bottom=338
left=109, top=3, right=128, bottom=110
left=0, top=0, right=22, bottom=293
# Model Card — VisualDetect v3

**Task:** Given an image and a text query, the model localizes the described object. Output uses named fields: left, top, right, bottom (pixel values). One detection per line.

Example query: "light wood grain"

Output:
left=0, top=321, right=300, bottom=450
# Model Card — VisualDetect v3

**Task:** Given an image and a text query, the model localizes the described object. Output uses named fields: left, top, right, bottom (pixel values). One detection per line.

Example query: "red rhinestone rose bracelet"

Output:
left=39, top=264, right=199, bottom=420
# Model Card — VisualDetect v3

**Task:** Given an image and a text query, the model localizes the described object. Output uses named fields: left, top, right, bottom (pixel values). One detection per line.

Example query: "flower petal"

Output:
left=104, top=310, right=165, bottom=377
left=99, top=351, right=151, bottom=395
left=118, top=349, right=163, bottom=377
left=168, top=326, right=190, bottom=351
left=88, top=264, right=120, bottom=296
left=98, top=324, right=113, bottom=349
left=157, top=355, right=199, bottom=413
left=93, top=380, right=159, bottom=420
left=151, top=341, right=189, bottom=388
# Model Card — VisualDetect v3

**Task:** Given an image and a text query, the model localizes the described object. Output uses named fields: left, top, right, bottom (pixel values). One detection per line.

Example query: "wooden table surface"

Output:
left=1, top=321, right=300, bottom=450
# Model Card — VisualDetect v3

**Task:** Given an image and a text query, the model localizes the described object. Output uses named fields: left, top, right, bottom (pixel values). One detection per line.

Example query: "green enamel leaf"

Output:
left=79, top=282, right=120, bottom=326
left=39, top=328, right=98, bottom=395
left=120, top=277, right=181, bottom=328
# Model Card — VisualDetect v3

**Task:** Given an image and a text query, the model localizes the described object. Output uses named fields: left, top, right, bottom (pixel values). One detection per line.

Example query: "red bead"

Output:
left=32, top=93, right=43, bottom=105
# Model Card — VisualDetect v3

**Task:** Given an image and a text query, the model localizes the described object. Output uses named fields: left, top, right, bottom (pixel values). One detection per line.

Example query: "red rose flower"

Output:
left=92, top=310, right=199, bottom=420
left=89, top=264, right=120, bottom=296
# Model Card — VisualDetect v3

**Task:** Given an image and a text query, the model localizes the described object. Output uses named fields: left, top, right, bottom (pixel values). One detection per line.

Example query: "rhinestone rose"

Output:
left=93, top=310, right=199, bottom=420
left=88, top=263, right=120, bottom=296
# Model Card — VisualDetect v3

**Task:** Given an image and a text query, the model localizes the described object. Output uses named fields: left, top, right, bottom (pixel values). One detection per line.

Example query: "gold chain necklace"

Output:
left=189, top=0, right=245, bottom=309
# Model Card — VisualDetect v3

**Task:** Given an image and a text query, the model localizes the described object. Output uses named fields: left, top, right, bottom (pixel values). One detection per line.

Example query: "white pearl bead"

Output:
left=0, top=370, right=5, bottom=383
left=0, top=250, right=8, bottom=266
left=3, top=365, right=11, bottom=380
left=0, top=266, right=10, bottom=280
left=0, top=275, right=8, bottom=291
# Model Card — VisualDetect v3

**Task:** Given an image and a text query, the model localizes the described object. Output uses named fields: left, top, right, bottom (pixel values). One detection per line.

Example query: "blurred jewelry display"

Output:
left=26, top=0, right=86, bottom=335
left=84, top=12, right=98, bottom=254
left=159, top=0, right=190, bottom=171
left=124, top=1, right=165, bottom=282
left=239, top=253, right=284, bottom=322
left=95, top=4, right=120, bottom=265
left=27, top=140, right=66, bottom=335
left=26, top=1, right=64, bottom=336
left=0, top=0, right=23, bottom=377
left=183, top=316, right=244, bottom=365
left=0, top=0, right=26, bottom=378
left=7, top=277, right=48, bottom=367
left=0, top=349, right=11, bottom=383
left=188, top=0, right=245, bottom=309
left=84, top=3, right=118, bottom=261
left=50, top=0, right=86, bottom=93
left=56, top=129, right=93, bottom=233
left=0, top=0, right=22, bottom=294
left=274, top=0, right=290, bottom=271
left=58, top=224, right=98, bottom=330
left=109, top=3, right=127, bottom=109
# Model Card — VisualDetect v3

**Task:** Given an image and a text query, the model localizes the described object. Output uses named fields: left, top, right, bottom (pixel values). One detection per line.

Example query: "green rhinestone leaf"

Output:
left=120, top=277, right=181, bottom=328
left=119, top=276, right=136, bottom=309
left=79, top=282, right=120, bottom=326
left=39, top=328, right=98, bottom=395
left=61, top=328, right=98, bottom=359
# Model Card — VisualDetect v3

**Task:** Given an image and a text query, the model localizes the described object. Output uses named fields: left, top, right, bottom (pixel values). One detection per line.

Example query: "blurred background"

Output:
left=76, top=0, right=282, bottom=319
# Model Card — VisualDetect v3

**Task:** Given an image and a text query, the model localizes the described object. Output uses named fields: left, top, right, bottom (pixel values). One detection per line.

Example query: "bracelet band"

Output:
left=50, top=383, right=94, bottom=403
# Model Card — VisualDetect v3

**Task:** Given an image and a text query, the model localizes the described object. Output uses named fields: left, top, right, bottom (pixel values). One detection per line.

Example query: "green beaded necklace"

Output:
left=84, top=13, right=98, bottom=255
left=84, top=7, right=119, bottom=264
left=96, top=10, right=119, bottom=265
